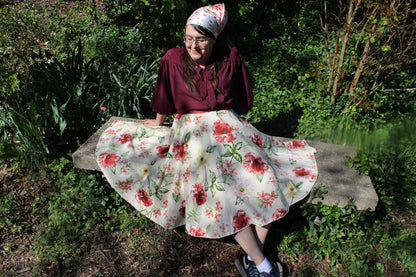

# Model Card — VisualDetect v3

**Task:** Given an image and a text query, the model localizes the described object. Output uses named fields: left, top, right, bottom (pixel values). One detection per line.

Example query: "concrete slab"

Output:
left=72, top=117, right=378, bottom=211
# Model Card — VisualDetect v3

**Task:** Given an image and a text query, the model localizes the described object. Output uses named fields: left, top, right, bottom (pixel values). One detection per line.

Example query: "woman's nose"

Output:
left=191, top=41, right=199, bottom=49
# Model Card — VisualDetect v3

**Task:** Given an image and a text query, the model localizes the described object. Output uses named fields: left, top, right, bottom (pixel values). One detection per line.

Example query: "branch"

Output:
left=331, top=0, right=360, bottom=104
left=347, top=23, right=377, bottom=96
left=384, top=88, right=416, bottom=92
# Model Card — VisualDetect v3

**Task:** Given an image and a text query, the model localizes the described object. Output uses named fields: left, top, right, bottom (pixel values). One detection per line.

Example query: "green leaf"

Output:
left=206, top=146, right=216, bottom=153
left=235, top=197, right=244, bottom=205
left=184, top=131, right=191, bottom=143
left=234, top=153, right=243, bottom=163
left=215, top=183, right=225, bottom=191
left=256, top=174, right=264, bottom=183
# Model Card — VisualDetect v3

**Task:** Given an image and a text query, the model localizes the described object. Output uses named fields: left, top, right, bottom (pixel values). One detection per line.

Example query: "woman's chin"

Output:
left=190, top=53, right=202, bottom=61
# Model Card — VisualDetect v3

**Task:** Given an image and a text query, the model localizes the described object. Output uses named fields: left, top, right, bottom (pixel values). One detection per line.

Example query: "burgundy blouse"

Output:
left=150, top=46, right=253, bottom=115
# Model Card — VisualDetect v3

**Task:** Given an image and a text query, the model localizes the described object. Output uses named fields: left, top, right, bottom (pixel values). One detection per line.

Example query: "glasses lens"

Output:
left=184, top=36, right=209, bottom=46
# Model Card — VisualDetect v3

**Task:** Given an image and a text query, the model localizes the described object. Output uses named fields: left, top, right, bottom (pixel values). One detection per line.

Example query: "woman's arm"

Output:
left=141, top=113, right=167, bottom=126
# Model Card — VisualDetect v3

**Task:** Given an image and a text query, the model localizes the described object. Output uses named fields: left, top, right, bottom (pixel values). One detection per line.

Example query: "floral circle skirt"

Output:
left=95, top=110, right=318, bottom=238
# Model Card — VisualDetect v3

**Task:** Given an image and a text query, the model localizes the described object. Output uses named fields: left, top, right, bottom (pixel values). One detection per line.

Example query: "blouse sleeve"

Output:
left=231, top=48, right=253, bottom=115
left=150, top=51, right=176, bottom=115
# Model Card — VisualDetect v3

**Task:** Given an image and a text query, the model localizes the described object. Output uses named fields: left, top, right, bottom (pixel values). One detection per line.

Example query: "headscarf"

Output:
left=186, top=3, right=228, bottom=38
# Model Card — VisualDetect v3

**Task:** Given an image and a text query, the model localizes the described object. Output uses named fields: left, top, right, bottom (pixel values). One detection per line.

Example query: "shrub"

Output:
left=31, top=156, right=126, bottom=266
left=92, top=27, right=159, bottom=120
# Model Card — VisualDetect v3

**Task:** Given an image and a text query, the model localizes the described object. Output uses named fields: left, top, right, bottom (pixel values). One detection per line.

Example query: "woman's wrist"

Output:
left=155, top=113, right=167, bottom=125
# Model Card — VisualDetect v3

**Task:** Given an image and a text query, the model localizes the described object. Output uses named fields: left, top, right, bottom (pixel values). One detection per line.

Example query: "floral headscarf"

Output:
left=186, top=3, right=228, bottom=38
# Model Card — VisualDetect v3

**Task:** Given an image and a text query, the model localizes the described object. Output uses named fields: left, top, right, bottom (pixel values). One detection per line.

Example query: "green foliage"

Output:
left=280, top=201, right=416, bottom=276
left=3, top=30, right=158, bottom=171
left=104, top=0, right=189, bottom=50
left=301, top=202, right=372, bottom=262
left=41, top=0, right=105, bottom=55
left=93, top=27, right=159, bottom=119
left=245, top=35, right=319, bottom=123
left=244, top=3, right=322, bottom=124
left=0, top=52, right=20, bottom=99
left=0, top=105, right=49, bottom=171
left=29, top=155, right=152, bottom=270
left=31, top=156, right=126, bottom=265
left=0, top=191, right=19, bottom=233
left=350, top=143, right=416, bottom=212
left=0, top=3, right=47, bottom=98
left=24, top=41, right=98, bottom=159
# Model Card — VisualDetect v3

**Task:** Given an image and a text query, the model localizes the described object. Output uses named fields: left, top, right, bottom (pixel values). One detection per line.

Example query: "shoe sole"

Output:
left=234, top=257, right=249, bottom=277
left=274, top=261, right=284, bottom=277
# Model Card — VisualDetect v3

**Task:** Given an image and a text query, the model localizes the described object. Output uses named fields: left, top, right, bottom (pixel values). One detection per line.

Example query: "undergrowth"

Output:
left=29, top=156, right=150, bottom=272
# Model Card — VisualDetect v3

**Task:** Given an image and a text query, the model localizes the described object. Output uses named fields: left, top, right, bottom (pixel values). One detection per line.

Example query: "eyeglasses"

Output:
left=183, top=35, right=210, bottom=47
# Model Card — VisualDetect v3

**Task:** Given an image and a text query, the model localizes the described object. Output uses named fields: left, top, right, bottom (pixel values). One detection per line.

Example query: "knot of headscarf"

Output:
left=186, top=3, right=228, bottom=39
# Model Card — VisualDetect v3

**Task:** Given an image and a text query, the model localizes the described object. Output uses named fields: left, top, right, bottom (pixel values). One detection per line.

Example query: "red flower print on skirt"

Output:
left=250, top=134, right=264, bottom=150
left=172, top=141, right=189, bottom=161
left=286, top=140, right=307, bottom=149
left=98, top=152, right=121, bottom=168
left=293, top=167, right=316, bottom=179
left=117, top=133, right=133, bottom=144
left=272, top=208, right=288, bottom=220
left=179, top=200, right=186, bottom=218
left=233, top=210, right=250, bottom=231
left=135, top=189, right=153, bottom=207
left=156, top=145, right=170, bottom=158
left=191, top=183, right=207, bottom=205
left=257, top=191, right=278, bottom=208
left=189, top=225, right=206, bottom=237
left=213, top=120, right=236, bottom=143
left=116, top=178, right=133, bottom=192
left=243, top=152, right=269, bottom=174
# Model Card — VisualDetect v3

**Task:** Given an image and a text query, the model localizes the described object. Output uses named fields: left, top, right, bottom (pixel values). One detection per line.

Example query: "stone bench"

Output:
left=72, top=116, right=379, bottom=211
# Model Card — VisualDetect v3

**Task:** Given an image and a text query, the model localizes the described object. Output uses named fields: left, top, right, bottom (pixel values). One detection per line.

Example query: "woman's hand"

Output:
left=141, top=113, right=167, bottom=127
left=141, top=119, right=162, bottom=126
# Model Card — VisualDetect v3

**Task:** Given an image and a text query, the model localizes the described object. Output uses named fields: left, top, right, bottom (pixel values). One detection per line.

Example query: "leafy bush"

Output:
left=350, top=143, right=416, bottom=212
left=30, top=41, right=99, bottom=147
left=31, top=157, right=128, bottom=266
left=279, top=200, right=416, bottom=276
left=245, top=36, right=320, bottom=124
left=92, top=27, right=159, bottom=120
left=0, top=104, right=49, bottom=171
left=104, top=0, right=189, bottom=50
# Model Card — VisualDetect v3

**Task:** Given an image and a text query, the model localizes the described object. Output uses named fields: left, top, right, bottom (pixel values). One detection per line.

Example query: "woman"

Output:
left=96, top=4, right=318, bottom=277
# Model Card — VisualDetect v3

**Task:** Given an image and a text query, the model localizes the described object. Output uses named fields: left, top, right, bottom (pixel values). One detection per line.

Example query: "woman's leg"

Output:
left=235, top=225, right=280, bottom=276
left=253, top=224, right=271, bottom=251
left=234, top=226, right=265, bottom=265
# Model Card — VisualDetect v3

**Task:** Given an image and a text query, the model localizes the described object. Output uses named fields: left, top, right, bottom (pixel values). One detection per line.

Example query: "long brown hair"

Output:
left=182, top=24, right=230, bottom=97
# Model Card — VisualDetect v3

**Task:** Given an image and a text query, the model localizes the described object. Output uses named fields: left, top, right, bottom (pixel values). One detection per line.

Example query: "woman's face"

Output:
left=184, top=25, right=216, bottom=66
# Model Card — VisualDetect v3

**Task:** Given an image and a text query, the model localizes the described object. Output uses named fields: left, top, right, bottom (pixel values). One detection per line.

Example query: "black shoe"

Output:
left=234, top=255, right=260, bottom=277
